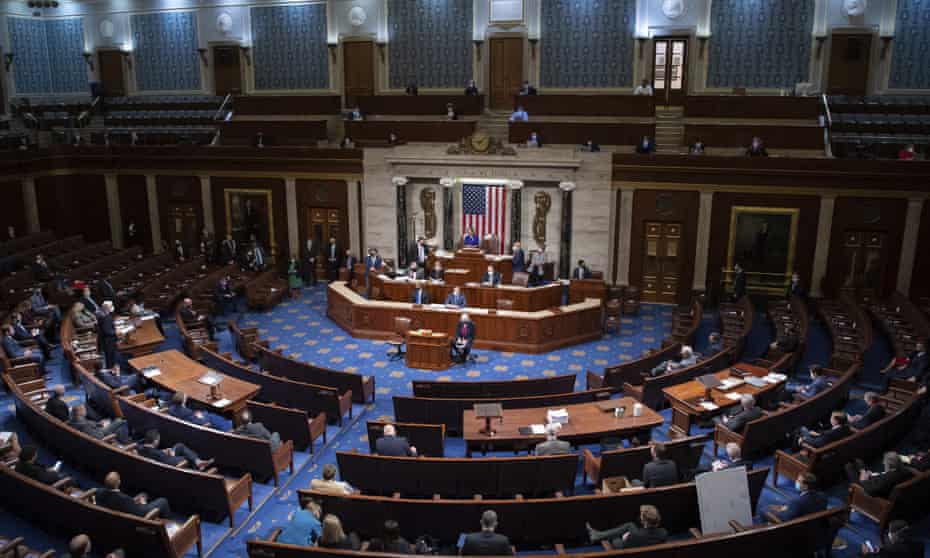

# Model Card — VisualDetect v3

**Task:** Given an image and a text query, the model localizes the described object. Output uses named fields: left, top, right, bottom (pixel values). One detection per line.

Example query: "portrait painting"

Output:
left=727, top=206, right=799, bottom=290
left=225, top=188, right=276, bottom=256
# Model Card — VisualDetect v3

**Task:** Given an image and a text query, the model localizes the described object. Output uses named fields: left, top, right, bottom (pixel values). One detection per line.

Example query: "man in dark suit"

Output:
left=639, top=443, right=679, bottom=488
left=15, top=445, right=66, bottom=485
left=461, top=510, right=513, bottom=556
left=30, top=287, right=61, bottom=325
left=799, top=411, right=851, bottom=449
left=769, top=472, right=827, bottom=521
left=213, top=275, right=236, bottom=316
left=586, top=505, right=668, bottom=550
left=785, top=272, right=806, bottom=298
left=444, top=286, right=467, bottom=308
left=364, top=248, right=383, bottom=297
left=234, top=409, right=282, bottom=451
left=862, top=520, right=925, bottom=558
left=96, top=275, right=116, bottom=304
left=1, top=323, right=44, bottom=371
left=481, top=265, right=501, bottom=287
left=220, top=234, right=238, bottom=264
left=167, top=392, right=216, bottom=428
left=770, top=327, right=800, bottom=356
left=518, top=81, right=537, bottom=96
left=698, top=442, right=751, bottom=474
left=635, top=136, right=656, bottom=154
left=11, top=311, right=53, bottom=359
left=411, top=237, right=429, bottom=269
left=429, top=262, right=445, bottom=281
left=746, top=136, right=769, bottom=157
left=325, top=236, right=340, bottom=282
left=31, top=254, right=53, bottom=281
left=96, top=301, right=119, bottom=369
left=884, top=341, right=929, bottom=383
left=404, top=262, right=424, bottom=281
left=179, top=297, right=215, bottom=341
left=718, top=394, right=763, bottom=433
left=732, top=263, right=746, bottom=301
left=374, top=424, right=417, bottom=456
left=845, top=452, right=914, bottom=499
left=410, top=282, right=430, bottom=305
left=511, top=242, right=525, bottom=274
left=572, top=259, right=593, bottom=280
left=451, top=313, right=476, bottom=364
left=68, top=404, right=130, bottom=443
left=343, top=249, right=357, bottom=283
left=783, top=364, right=830, bottom=401
left=849, top=392, right=886, bottom=429
left=78, top=286, right=100, bottom=314
left=44, top=384, right=70, bottom=422
left=96, top=471, right=171, bottom=517
left=95, top=362, right=141, bottom=394
left=137, top=429, right=211, bottom=469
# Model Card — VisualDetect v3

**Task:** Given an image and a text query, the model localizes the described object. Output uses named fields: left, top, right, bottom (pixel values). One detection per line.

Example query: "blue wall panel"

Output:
left=46, top=18, right=88, bottom=94
left=889, top=0, right=930, bottom=89
left=251, top=3, right=329, bottom=90
left=131, top=12, right=201, bottom=92
left=387, top=0, right=472, bottom=89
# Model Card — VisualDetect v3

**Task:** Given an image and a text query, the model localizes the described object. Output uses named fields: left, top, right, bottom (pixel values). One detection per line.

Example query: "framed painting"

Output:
left=726, top=206, right=799, bottom=293
left=224, top=188, right=277, bottom=257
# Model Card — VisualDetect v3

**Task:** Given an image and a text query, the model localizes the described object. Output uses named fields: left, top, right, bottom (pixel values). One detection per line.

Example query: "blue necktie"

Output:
left=417, top=291, right=421, bottom=304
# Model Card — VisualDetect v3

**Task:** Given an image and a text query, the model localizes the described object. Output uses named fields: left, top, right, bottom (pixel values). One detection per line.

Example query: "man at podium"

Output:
left=451, top=313, right=476, bottom=363
left=463, top=226, right=480, bottom=248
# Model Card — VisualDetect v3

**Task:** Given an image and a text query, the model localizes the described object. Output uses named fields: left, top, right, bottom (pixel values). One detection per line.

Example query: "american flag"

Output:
left=462, top=184, right=507, bottom=252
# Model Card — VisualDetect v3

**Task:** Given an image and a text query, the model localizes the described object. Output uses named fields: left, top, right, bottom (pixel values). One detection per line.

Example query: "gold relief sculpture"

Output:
left=533, top=191, right=551, bottom=244
left=420, top=188, right=437, bottom=239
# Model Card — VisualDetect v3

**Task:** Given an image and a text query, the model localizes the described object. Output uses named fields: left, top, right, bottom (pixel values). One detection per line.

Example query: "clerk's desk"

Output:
left=327, top=282, right=602, bottom=354
left=380, top=277, right=561, bottom=311
left=427, top=248, right=513, bottom=285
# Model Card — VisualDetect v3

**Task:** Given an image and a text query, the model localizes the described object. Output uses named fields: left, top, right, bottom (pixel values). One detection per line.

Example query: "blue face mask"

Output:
left=795, top=481, right=803, bottom=492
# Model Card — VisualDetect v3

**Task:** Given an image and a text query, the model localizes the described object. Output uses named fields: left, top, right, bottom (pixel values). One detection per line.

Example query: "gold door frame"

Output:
left=224, top=188, right=277, bottom=258
left=725, top=206, right=800, bottom=294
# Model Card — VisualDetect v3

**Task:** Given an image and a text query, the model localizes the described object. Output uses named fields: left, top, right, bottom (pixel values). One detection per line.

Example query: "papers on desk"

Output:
left=717, top=377, right=745, bottom=390
left=116, top=325, right=136, bottom=336
left=764, top=372, right=788, bottom=384
left=0, top=432, right=12, bottom=445
left=547, top=408, right=569, bottom=425
left=700, top=402, right=719, bottom=411
left=138, top=314, right=156, bottom=321
left=725, top=392, right=743, bottom=401
left=141, top=367, right=162, bottom=378
left=745, top=377, right=768, bottom=388
left=212, top=398, right=231, bottom=408
left=198, top=372, right=222, bottom=386
left=525, top=424, right=546, bottom=435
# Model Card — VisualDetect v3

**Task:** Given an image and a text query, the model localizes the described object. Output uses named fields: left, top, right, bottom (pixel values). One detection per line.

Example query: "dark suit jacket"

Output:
left=860, top=468, right=914, bottom=499
left=481, top=272, right=501, bottom=286
left=168, top=403, right=211, bottom=427
left=325, top=242, right=340, bottom=263
left=32, top=262, right=53, bottom=281
left=97, top=279, right=116, bottom=303
left=445, top=293, right=466, bottom=307
left=411, top=243, right=429, bottom=265
left=642, top=459, right=679, bottom=487
left=733, top=272, right=746, bottom=299
left=179, top=306, right=200, bottom=324
left=725, top=406, right=764, bottom=433
left=905, top=351, right=929, bottom=380
left=852, top=405, right=886, bottom=429
left=137, top=444, right=184, bottom=467
left=461, top=531, right=513, bottom=556
left=1, top=335, right=25, bottom=358
left=805, top=424, right=851, bottom=449
left=511, top=250, right=526, bottom=273
left=96, top=488, right=149, bottom=517
left=16, top=460, right=64, bottom=485
left=572, top=267, right=593, bottom=280
left=455, top=321, right=476, bottom=345
left=97, top=313, right=116, bottom=341
left=410, top=289, right=430, bottom=305
left=777, top=490, right=827, bottom=521
left=786, top=282, right=807, bottom=298
left=429, top=269, right=445, bottom=281
left=45, top=395, right=70, bottom=422
left=79, top=296, right=99, bottom=313
left=365, top=256, right=382, bottom=273
left=375, top=435, right=413, bottom=456
left=775, top=334, right=800, bottom=353
left=615, top=527, right=668, bottom=550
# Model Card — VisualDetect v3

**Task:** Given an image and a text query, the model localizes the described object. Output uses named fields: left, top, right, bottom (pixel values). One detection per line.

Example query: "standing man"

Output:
left=221, top=234, right=237, bottom=264
left=572, top=259, right=592, bottom=280
left=304, top=237, right=318, bottom=286
left=732, top=263, right=746, bottom=301
left=412, top=237, right=429, bottom=269
left=528, top=243, right=547, bottom=286
left=326, top=236, right=339, bottom=282
left=365, top=248, right=383, bottom=298
left=511, top=241, right=526, bottom=274
left=451, top=313, right=476, bottom=364
left=343, top=249, right=357, bottom=283
left=96, top=301, right=119, bottom=369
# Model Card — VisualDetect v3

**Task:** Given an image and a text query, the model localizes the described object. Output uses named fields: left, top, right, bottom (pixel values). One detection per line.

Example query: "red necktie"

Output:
left=461, top=324, right=466, bottom=337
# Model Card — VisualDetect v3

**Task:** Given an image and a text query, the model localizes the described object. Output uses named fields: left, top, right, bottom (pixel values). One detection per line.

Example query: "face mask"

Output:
left=794, top=481, right=803, bottom=492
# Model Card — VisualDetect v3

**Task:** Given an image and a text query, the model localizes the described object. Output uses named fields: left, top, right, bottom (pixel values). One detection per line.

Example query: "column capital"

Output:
left=439, top=177, right=455, bottom=188
left=558, top=181, right=576, bottom=192
left=284, top=176, right=298, bottom=186
left=507, top=180, right=523, bottom=190
left=391, top=176, right=409, bottom=187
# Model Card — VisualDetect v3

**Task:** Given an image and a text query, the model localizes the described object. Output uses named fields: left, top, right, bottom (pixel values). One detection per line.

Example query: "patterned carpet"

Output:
left=2, top=283, right=928, bottom=557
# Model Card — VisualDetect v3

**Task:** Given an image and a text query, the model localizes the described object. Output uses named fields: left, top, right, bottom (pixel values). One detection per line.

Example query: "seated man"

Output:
left=508, top=106, right=528, bottom=123
left=845, top=451, right=914, bottom=499
left=770, top=326, right=800, bottom=356
left=706, top=332, right=723, bottom=355
left=167, top=391, right=215, bottom=428
left=768, top=472, right=827, bottom=521
left=95, top=362, right=141, bottom=394
left=635, top=136, right=656, bottom=155
left=30, top=286, right=62, bottom=324
left=1, top=323, right=44, bottom=371
left=534, top=424, right=571, bottom=456
left=882, top=341, right=929, bottom=383
left=649, top=346, right=697, bottom=377
left=374, top=424, right=417, bottom=457
left=481, top=265, right=501, bottom=287
left=368, top=519, right=412, bottom=554
left=450, top=313, right=476, bottom=364
left=178, top=297, right=215, bottom=341
left=15, top=445, right=66, bottom=485
left=784, top=364, right=830, bottom=401
left=746, top=136, right=769, bottom=157
left=586, top=505, right=668, bottom=550
left=717, top=394, right=763, bottom=433
left=461, top=510, right=513, bottom=556
left=44, top=384, right=71, bottom=423
left=310, top=463, right=354, bottom=495
left=11, top=311, right=53, bottom=359
left=277, top=499, right=322, bottom=547
left=572, top=259, right=592, bottom=280
left=444, top=286, right=467, bottom=308
left=136, top=429, right=212, bottom=470
left=96, top=471, right=171, bottom=517
left=698, top=442, right=751, bottom=474
left=798, top=411, right=851, bottom=449
left=639, top=443, right=679, bottom=488
left=67, top=404, right=130, bottom=444
left=409, top=282, right=430, bottom=305
left=848, top=392, right=886, bottom=429
left=404, top=262, right=423, bottom=281
left=428, top=262, right=445, bottom=281
left=862, top=520, right=924, bottom=558
left=234, top=409, right=282, bottom=451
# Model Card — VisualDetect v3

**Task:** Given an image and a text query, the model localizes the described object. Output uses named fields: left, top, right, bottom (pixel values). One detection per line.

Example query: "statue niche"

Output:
left=533, top=191, right=551, bottom=244
left=420, top=188, right=437, bottom=239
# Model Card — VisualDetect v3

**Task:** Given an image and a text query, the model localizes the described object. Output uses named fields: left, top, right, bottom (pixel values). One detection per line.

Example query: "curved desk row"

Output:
left=379, top=278, right=562, bottom=311
left=327, top=282, right=602, bottom=354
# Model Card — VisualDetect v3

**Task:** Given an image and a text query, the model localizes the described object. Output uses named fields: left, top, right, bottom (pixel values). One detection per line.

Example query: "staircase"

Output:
left=654, top=106, right=684, bottom=154
left=476, top=109, right=511, bottom=138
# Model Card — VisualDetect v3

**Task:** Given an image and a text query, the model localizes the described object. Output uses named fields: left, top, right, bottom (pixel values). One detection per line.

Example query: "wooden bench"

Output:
left=255, top=343, right=375, bottom=404
left=392, top=388, right=614, bottom=436
left=246, top=400, right=327, bottom=453
left=847, top=469, right=930, bottom=535
left=365, top=421, right=445, bottom=458
left=344, top=120, right=476, bottom=143
left=356, top=95, right=484, bottom=116
left=509, top=122, right=655, bottom=146
left=515, top=94, right=654, bottom=117
left=412, top=374, right=576, bottom=398
left=230, top=320, right=263, bottom=361
left=624, top=349, right=736, bottom=410
left=582, top=434, right=709, bottom=487
left=202, top=346, right=352, bottom=426
left=336, top=451, right=579, bottom=498
left=246, top=270, right=288, bottom=311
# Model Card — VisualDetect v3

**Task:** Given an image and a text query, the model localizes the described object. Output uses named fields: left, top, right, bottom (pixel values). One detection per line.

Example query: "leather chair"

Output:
left=512, top=272, right=530, bottom=287
left=386, top=316, right=412, bottom=361
left=604, top=299, right=622, bottom=334
left=591, top=270, right=604, bottom=280
left=497, top=299, right=514, bottom=311
left=622, top=286, right=641, bottom=316
left=338, top=267, right=350, bottom=281
left=480, top=235, right=500, bottom=255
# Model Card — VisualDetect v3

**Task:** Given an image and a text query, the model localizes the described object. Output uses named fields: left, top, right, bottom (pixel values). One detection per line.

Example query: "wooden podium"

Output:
left=406, top=330, right=452, bottom=371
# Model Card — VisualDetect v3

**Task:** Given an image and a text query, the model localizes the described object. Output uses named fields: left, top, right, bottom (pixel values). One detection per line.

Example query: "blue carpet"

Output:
left=2, top=284, right=928, bottom=557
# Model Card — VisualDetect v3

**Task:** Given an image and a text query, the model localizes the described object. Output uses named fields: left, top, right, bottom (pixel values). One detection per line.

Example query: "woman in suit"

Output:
left=463, top=227, right=480, bottom=248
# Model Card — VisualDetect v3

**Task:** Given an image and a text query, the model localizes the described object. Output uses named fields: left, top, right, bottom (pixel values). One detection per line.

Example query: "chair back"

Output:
left=512, top=272, right=530, bottom=287
left=480, top=235, right=500, bottom=255
left=606, top=299, right=622, bottom=317
left=395, top=317, right=412, bottom=336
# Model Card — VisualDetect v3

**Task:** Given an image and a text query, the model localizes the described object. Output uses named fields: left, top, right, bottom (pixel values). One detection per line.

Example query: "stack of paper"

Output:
left=546, top=408, right=569, bottom=425
left=700, top=402, right=719, bottom=411
left=725, top=392, right=743, bottom=401
left=142, top=367, right=162, bottom=378
left=212, top=398, right=231, bottom=408
left=529, top=424, right=546, bottom=435
left=718, top=378, right=745, bottom=390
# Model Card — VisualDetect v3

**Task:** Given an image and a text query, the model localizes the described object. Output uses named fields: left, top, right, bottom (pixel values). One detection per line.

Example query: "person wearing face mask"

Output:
left=768, top=472, right=826, bottom=522
left=526, top=132, right=542, bottom=148
left=798, top=411, right=851, bottom=449
left=861, top=520, right=924, bottom=558
left=635, top=135, right=656, bottom=155
left=746, top=136, right=769, bottom=157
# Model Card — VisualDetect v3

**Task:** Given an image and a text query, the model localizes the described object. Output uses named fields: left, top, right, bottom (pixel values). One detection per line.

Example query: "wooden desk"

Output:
left=405, top=330, right=451, bottom=371
left=128, top=350, right=260, bottom=415
left=515, top=94, right=654, bottom=117
left=568, top=279, right=607, bottom=305
left=428, top=249, right=513, bottom=284
left=344, top=120, right=476, bottom=142
left=117, top=316, right=165, bottom=358
left=221, top=120, right=329, bottom=146
left=683, top=95, right=820, bottom=119
left=357, top=95, right=484, bottom=116
left=380, top=279, right=561, bottom=311
left=462, top=397, right=663, bottom=456
left=510, top=122, right=655, bottom=146
left=662, top=363, right=785, bottom=436
left=328, top=283, right=602, bottom=354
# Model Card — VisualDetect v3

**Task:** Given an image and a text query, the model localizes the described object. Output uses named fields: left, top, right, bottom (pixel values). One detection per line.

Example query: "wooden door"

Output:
left=343, top=41, right=374, bottom=106
left=305, top=207, right=346, bottom=274
left=641, top=222, right=682, bottom=304
left=839, top=230, right=886, bottom=297
left=98, top=50, right=126, bottom=97
left=212, top=45, right=243, bottom=96
left=827, top=34, right=872, bottom=96
left=489, top=37, right=523, bottom=110
left=653, top=37, right=688, bottom=106
left=166, top=203, right=200, bottom=256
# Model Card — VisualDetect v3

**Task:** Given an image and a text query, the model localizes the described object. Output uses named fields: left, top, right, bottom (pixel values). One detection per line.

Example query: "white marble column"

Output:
left=692, top=191, right=714, bottom=292
left=104, top=174, right=124, bottom=248
left=810, top=194, right=836, bottom=298
left=896, top=197, right=925, bottom=295
left=348, top=180, right=361, bottom=258
left=200, top=176, right=214, bottom=234
left=21, top=178, right=40, bottom=234
left=285, top=177, right=299, bottom=259
left=616, top=188, right=635, bottom=286
left=145, top=175, right=163, bottom=254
